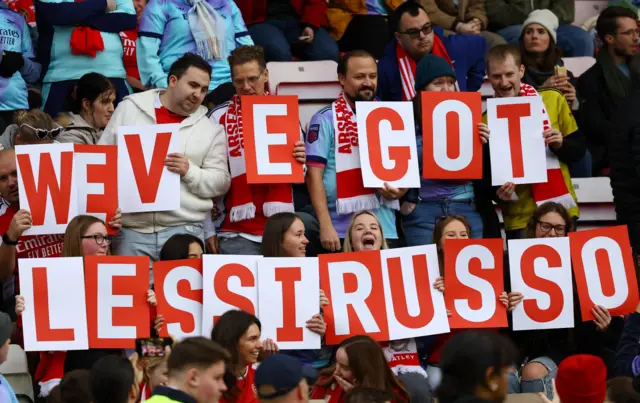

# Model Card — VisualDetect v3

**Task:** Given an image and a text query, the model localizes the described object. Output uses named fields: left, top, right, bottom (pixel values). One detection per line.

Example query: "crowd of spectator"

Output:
left=1, top=0, right=640, bottom=401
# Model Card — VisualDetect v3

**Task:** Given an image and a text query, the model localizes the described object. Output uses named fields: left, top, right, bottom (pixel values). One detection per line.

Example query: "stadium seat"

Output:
left=0, top=344, right=34, bottom=403
left=561, top=56, right=596, bottom=77
left=266, top=60, right=341, bottom=130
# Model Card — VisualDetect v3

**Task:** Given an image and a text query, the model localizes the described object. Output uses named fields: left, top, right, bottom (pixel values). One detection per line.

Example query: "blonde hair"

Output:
left=343, top=211, right=389, bottom=252
left=15, top=109, right=57, bottom=142
left=62, top=215, right=109, bottom=257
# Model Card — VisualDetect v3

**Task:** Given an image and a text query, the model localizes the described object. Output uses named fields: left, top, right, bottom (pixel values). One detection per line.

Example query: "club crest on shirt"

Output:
left=307, top=124, right=319, bottom=144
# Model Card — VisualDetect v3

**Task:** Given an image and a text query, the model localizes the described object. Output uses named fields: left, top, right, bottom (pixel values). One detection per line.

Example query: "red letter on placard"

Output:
left=213, top=263, right=256, bottom=323
left=125, top=133, right=171, bottom=203
left=496, top=103, right=530, bottom=178
left=154, top=259, right=203, bottom=338
left=444, top=239, right=507, bottom=329
left=421, top=92, right=482, bottom=179
left=17, top=151, right=74, bottom=225
left=74, top=145, right=119, bottom=234
left=320, top=251, right=389, bottom=344
left=241, top=95, right=304, bottom=184
left=33, top=267, right=75, bottom=342
left=366, top=107, right=411, bottom=182
left=520, top=245, right=565, bottom=322
left=275, top=267, right=303, bottom=341
left=85, top=255, right=151, bottom=348
left=570, top=226, right=640, bottom=320
left=386, top=254, right=435, bottom=328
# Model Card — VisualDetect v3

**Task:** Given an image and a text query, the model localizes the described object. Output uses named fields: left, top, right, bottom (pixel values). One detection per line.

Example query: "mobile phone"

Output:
left=554, top=66, right=567, bottom=77
left=135, top=337, right=172, bottom=358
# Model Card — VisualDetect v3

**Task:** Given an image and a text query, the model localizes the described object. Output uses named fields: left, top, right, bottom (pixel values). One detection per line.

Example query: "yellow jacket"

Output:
left=484, top=88, right=580, bottom=231
left=326, top=0, right=405, bottom=40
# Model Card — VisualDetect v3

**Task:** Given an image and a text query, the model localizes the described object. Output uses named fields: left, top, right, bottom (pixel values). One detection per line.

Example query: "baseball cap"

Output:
left=255, top=354, right=317, bottom=399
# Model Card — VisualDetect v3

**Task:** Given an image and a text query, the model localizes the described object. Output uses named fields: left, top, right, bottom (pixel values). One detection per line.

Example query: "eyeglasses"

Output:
left=536, top=220, right=566, bottom=235
left=19, top=123, right=63, bottom=140
left=613, top=29, right=639, bottom=37
left=232, top=74, right=263, bottom=87
left=81, top=234, right=113, bottom=246
left=398, top=23, right=433, bottom=39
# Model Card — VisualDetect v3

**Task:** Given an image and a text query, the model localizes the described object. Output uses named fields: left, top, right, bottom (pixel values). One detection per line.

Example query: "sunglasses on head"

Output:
left=19, top=123, right=63, bottom=140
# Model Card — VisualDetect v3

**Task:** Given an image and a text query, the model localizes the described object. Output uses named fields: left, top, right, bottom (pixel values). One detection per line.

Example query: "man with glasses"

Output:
left=577, top=6, right=640, bottom=176
left=377, top=1, right=487, bottom=102
left=206, top=45, right=306, bottom=255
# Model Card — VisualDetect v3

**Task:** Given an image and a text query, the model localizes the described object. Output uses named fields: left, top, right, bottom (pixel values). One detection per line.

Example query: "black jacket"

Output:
left=615, top=311, right=640, bottom=377
left=607, top=88, right=640, bottom=253
left=577, top=58, right=640, bottom=175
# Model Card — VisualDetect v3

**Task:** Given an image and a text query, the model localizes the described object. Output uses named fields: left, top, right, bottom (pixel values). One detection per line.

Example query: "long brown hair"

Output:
left=524, top=201, right=573, bottom=239
left=62, top=215, right=108, bottom=257
left=260, top=212, right=301, bottom=257
left=319, top=335, right=410, bottom=402
left=343, top=211, right=389, bottom=252
left=432, top=215, right=472, bottom=275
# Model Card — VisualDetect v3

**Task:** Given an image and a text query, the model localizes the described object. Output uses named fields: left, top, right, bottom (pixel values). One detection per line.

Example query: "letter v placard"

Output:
left=117, top=124, right=181, bottom=213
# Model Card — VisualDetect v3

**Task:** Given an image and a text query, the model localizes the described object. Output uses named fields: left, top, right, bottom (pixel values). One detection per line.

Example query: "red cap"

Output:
left=555, top=354, right=607, bottom=403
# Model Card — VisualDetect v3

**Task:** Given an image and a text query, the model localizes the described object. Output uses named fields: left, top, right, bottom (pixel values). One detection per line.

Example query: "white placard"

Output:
left=487, top=96, right=547, bottom=186
left=381, top=245, right=450, bottom=339
left=355, top=102, right=420, bottom=188
left=202, top=254, right=259, bottom=336
left=257, top=257, right=321, bottom=349
left=19, top=257, right=88, bottom=351
left=509, top=237, right=574, bottom=331
left=117, top=124, right=180, bottom=213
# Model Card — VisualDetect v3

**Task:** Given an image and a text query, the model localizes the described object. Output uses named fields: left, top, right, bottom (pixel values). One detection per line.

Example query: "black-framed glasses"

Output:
left=398, top=23, right=433, bottom=39
left=536, top=220, right=566, bottom=235
left=613, top=29, right=639, bottom=37
left=19, top=123, right=63, bottom=140
left=81, top=234, right=113, bottom=246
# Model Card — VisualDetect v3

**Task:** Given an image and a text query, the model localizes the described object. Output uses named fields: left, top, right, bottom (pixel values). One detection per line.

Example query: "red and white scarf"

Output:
left=35, top=351, right=66, bottom=397
left=382, top=339, right=428, bottom=379
left=332, top=93, right=398, bottom=215
left=224, top=94, right=294, bottom=221
left=397, top=36, right=453, bottom=101
left=520, top=83, right=577, bottom=210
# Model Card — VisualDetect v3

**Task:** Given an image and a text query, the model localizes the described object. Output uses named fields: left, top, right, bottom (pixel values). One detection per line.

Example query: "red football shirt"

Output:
left=220, top=366, right=258, bottom=403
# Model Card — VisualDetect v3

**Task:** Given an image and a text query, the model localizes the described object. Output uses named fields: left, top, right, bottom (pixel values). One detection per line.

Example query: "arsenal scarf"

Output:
left=382, top=339, right=428, bottom=378
left=397, top=36, right=453, bottom=101
left=70, top=25, right=104, bottom=58
left=332, top=92, right=399, bottom=215
left=520, top=83, right=577, bottom=210
left=224, top=94, right=294, bottom=222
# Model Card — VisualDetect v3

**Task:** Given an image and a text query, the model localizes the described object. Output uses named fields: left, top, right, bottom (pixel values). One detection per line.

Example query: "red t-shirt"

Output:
left=155, top=103, right=187, bottom=125
left=220, top=366, right=258, bottom=403
left=120, top=28, right=140, bottom=80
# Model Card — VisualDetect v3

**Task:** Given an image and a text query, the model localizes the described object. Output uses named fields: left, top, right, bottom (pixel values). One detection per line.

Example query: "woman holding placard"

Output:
left=14, top=214, right=163, bottom=397
left=506, top=201, right=620, bottom=400
left=311, top=335, right=411, bottom=403
left=260, top=212, right=329, bottom=369
left=401, top=54, right=500, bottom=247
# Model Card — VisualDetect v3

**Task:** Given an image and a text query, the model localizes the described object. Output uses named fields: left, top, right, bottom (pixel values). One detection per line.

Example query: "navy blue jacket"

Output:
left=377, top=28, right=487, bottom=101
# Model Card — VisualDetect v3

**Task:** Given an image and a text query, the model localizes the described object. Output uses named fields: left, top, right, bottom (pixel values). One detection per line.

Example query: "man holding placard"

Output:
left=99, top=53, right=231, bottom=268
left=485, top=45, right=586, bottom=239
left=304, top=50, right=403, bottom=254
left=207, top=45, right=306, bottom=255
